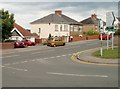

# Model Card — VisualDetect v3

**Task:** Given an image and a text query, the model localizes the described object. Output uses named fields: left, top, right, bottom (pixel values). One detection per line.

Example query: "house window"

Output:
left=70, top=26, right=74, bottom=31
left=60, top=25, right=62, bottom=31
left=74, top=26, right=78, bottom=31
left=78, top=26, right=83, bottom=32
left=64, top=25, right=68, bottom=31
left=55, top=25, right=58, bottom=31
left=38, top=28, right=41, bottom=33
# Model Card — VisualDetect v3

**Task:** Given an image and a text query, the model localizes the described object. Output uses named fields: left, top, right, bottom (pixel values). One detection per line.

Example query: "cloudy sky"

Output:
left=0, top=2, right=118, bottom=29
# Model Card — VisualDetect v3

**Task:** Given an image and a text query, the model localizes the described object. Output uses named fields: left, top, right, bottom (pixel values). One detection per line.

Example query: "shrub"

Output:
left=85, top=30, right=99, bottom=36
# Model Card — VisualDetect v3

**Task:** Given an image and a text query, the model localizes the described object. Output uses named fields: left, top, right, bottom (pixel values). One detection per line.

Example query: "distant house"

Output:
left=80, top=14, right=105, bottom=33
left=30, top=10, right=82, bottom=42
left=10, top=23, right=35, bottom=42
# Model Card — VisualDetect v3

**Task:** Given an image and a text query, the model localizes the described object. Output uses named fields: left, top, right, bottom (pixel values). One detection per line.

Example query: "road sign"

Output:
left=106, top=26, right=114, bottom=31
left=106, top=12, right=116, bottom=27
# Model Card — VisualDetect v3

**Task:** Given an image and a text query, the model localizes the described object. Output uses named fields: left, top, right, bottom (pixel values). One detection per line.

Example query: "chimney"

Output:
left=55, top=10, right=62, bottom=15
left=91, top=14, right=97, bottom=19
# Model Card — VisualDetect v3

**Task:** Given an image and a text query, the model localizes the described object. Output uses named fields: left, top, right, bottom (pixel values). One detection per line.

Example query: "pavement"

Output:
left=75, top=47, right=119, bottom=64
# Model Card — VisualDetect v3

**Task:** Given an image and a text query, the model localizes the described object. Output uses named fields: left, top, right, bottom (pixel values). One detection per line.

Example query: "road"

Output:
left=1, top=40, right=118, bottom=87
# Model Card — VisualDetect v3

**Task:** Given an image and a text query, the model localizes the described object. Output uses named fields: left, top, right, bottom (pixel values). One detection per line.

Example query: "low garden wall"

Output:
left=72, top=35, right=98, bottom=42
left=0, top=42, right=14, bottom=49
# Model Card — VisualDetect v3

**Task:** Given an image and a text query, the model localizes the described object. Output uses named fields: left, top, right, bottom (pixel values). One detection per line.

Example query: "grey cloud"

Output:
left=0, top=2, right=118, bottom=28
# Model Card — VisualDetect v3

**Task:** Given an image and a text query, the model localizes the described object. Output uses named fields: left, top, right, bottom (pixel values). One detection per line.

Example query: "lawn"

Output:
left=92, top=47, right=120, bottom=59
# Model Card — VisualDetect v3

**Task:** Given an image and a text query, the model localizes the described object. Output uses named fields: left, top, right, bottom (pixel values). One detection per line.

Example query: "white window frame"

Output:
left=55, top=25, right=59, bottom=31
left=64, top=25, right=68, bottom=31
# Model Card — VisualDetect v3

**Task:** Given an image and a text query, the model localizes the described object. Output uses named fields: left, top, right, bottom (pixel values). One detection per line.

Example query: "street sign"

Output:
left=106, top=26, right=114, bottom=31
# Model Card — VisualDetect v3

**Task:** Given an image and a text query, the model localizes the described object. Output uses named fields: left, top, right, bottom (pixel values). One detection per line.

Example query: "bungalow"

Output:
left=80, top=14, right=105, bottom=34
left=10, top=23, right=35, bottom=42
left=30, top=10, right=82, bottom=42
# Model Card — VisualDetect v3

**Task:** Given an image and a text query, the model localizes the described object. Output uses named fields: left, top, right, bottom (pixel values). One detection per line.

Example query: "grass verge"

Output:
left=92, top=47, right=119, bottom=59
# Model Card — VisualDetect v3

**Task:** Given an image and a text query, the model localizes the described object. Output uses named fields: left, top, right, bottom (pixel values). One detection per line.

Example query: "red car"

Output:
left=98, top=33, right=112, bottom=40
left=14, top=40, right=28, bottom=48
left=23, top=40, right=36, bottom=46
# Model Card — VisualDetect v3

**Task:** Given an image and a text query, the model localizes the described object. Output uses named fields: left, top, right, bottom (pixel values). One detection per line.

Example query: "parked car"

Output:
left=23, top=40, right=36, bottom=46
left=47, top=37, right=65, bottom=47
left=98, top=33, right=112, bottom=40
left=14, top=40, right=28, bottom=48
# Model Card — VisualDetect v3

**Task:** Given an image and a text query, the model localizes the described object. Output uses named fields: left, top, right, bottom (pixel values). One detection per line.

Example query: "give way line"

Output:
left=47, top=72, right=108, bottom=78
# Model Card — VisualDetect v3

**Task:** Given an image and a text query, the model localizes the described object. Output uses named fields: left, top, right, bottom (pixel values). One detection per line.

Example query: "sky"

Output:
left=0, top=2, right=119, bottom=29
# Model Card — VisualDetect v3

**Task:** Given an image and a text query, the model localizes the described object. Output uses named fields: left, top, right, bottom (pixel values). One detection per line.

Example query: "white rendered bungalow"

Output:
left=10, top=23, right=35, bottom=42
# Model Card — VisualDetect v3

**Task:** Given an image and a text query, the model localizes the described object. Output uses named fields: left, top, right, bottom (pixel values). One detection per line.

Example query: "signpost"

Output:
left=106, top=12, right=116, bottom=50
left=98, top=19, right=104, bottom=56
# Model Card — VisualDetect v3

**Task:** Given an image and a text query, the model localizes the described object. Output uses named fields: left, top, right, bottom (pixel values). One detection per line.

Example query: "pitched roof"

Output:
left=13, top=23, right=33, bottom=37
left=80, top=17, right=99, bottom=25
left=30, top=11, right=79, bottom=25
left=80, top=15, right=106, bottom=26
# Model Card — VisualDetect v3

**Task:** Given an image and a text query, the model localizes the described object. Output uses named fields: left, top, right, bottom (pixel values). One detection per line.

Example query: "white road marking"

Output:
left=21, top=61, right=28, bottom=63
left=62, top=55, right=66, bottom=57
left=2, top=53, right=71, bottom=66
left=31, top=60, right=35, bottom=62
left=38, top=59, right=49, bottom=64
left=4, top=63, right=11, bottom=66
left=11, top=62, right=20, bottom=65
left=2, top=55, right=19, bottom=58
left=50, top=57, right=55, bottom=59
left=68, top=54, right=72, bottom=56
left=32, top=50, right=54, bottom=54
left=56, top=56, right=61, bottom=58
left=1, top=65, right=28, bottom=71
left=43, top=58, right=48, bottom=59
left=47, top=72, right=108, bottom=78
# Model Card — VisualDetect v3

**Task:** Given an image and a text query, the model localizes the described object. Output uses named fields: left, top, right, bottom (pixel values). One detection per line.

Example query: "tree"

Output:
left=0, top=9, right=15, bottom=41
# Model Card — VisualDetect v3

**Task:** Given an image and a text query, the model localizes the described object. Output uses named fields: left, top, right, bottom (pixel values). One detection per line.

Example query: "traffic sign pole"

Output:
left=100, top=33, right=103, bottom=56
left=112, top=32, right=114, bottom=50
left=107, top=31, right=109, bottom=50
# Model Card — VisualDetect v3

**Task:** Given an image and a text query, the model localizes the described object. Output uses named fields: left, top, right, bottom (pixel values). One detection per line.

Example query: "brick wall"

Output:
left=35, top=38, right=42, bottom=44
left=0, top=42, right=14, bottom=49
left=87, top=35, right=98, bottom=40
left=72, top=35, right=98, bottom=42
left=72, top=36, right=86, bottom=41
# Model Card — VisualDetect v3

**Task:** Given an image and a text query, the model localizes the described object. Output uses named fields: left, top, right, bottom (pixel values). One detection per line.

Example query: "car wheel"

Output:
left=53, top=44, right=56, bottom=47
left=63, top=43, right=65, bottom=46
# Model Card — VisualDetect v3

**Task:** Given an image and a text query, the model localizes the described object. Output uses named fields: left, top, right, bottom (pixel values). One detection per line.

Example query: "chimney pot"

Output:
left=91, top=14, right=97, bottom=19
left=55, top=10, right=62, bottom=15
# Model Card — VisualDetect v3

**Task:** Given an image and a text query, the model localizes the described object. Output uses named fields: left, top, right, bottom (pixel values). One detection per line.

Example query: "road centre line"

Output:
left=32, top=49, right=54, bottom=54
left=47, top=72, right=108, bottom=78
left=3, top=53, right=72, bottom=66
